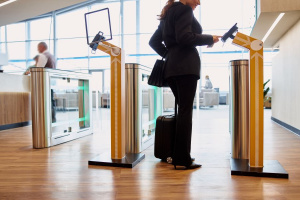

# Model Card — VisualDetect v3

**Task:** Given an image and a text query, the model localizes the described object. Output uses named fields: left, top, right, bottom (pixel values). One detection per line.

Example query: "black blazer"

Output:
left=149, top=2, right=214, bottom=79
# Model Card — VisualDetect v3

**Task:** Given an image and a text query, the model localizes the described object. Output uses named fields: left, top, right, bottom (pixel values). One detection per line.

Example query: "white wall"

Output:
left=272, top=19, right=300, bottom=129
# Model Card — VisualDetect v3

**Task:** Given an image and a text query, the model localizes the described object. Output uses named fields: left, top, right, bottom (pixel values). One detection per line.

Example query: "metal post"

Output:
left=230, top=59, right=249, bottom=159
left=125, top=63, right=142, bottom=153
left=31, top=70, right=51, bottom=148
left=125, top=63, right=162, bottom=154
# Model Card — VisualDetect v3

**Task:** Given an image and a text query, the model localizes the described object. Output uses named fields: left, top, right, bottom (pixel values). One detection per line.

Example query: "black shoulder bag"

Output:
left=147, top=53, right=168, bottom=87
left=148, top=19, right=168, bottom=87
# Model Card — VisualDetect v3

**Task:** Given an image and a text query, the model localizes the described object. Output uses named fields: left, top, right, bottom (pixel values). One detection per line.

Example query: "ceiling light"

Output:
left=0, top=0, right=17, bottom=8
left=262, top=13, right=285, bottom=42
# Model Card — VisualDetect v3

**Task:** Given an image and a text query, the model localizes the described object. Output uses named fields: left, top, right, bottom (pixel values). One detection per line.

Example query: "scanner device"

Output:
left=221, top=23, right=238, bottom=43
left=89, top=31, right=106, bottom=52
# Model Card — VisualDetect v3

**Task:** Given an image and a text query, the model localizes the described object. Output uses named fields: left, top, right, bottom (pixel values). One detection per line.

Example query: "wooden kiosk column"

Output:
left=233, top=32, right=265, bottom=168
left=230, top=32, right=288, bottom=178
left=88, top=41, right=145, bottom=168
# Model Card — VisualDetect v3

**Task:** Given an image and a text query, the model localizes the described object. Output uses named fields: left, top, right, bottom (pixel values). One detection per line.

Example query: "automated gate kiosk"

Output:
left=85, top=8, right=144, bottom=168
left=224, top=24, right=288, bottom=178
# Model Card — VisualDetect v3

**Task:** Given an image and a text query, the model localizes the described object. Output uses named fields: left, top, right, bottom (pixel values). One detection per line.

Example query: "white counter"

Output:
left=0, top=73, right=30, bottom=92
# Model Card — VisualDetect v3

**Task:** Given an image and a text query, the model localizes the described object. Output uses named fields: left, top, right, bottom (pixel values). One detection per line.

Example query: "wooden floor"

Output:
left=0, top=106, right=300, bottom=199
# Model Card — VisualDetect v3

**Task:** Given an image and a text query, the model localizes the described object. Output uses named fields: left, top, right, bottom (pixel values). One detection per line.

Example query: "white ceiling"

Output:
left=251, top=11, right=300, bottom=48
left=251, top=0, right=300, bottom=48
left=0, top=0, right=88, bottom=27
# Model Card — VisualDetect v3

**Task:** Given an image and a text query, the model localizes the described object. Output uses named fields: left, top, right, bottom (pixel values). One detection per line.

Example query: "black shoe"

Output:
left=173, top=162, right=202, bottom=170
left=191, top=157, right=195, bottom=162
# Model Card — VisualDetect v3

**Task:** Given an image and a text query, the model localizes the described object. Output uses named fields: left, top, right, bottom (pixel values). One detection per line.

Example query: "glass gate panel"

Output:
left=51, top=77, right=90, bottom=139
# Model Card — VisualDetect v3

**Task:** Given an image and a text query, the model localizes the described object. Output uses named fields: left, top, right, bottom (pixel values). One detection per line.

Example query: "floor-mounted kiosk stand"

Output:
left=225, top=24, right=288, bottom=178
left=85, top=8, right=144, bottom=168
left=87, top=41, right=145, bottom=168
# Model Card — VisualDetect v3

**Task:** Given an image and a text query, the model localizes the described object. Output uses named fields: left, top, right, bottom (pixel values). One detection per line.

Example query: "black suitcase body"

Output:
left=154, top=114, right=176, bottom=161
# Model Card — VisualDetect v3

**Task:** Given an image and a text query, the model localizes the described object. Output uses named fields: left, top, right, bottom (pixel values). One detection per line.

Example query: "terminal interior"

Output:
left=0, top=0, right=300, bottom=199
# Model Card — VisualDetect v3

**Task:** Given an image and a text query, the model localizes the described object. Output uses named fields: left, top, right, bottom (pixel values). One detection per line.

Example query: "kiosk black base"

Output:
left=231, top=159, right=289, bottom=179
left=89, top=152, right=145, bottom=168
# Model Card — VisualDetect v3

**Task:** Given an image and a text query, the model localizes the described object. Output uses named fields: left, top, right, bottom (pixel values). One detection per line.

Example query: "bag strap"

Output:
left=162, top=51, right=168, bottom=59
left=175, top=99, right=177, bottom=117
left=161, top=19, right=168, bottom=60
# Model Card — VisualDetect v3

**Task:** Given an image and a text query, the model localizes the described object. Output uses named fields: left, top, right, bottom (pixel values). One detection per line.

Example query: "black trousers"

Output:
left=167, top=75, right=198, bottom=166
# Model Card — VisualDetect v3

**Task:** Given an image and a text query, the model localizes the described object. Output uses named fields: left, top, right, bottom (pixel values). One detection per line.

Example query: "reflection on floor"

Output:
left=0, top=105, right=300, bottom=199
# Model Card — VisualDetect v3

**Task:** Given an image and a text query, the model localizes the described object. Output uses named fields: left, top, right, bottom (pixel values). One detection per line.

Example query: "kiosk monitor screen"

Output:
left=84, top=8, right=113, bottom=45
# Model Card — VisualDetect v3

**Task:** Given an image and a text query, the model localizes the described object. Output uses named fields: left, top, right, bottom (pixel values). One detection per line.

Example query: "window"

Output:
left=1, top=0, right=263, bottom=91
left=91, top=2, right=121, bottom=36
left=89, top=57, right=110, bottom=70
left=124, top=35, right=137, bottom=55
left=56, top=7, right=88, bottom=38
left=201, top=52, right=249, bottom=91
left=30, top=17, right=53, bottom=40
left=0, top=44, right=5, bottom=54
left=140, top=0, right=161, bottom=34
left=200, top=0, right=256, bottom=91
left=201, top=0, right=255, bottom=32
left=57, top=38, right=88, bottom=58
left=90, top=71, right=103, bottom=92
left=6, top=23, right=26, bottom=42
left=56, top=59, right=88, bottom=71
left=0, top=26, right=5, bottom=43
left=7, top=42, right=26, bottom=60
left=124, top=1, right=136, bottom=34
left=104, top=69, right=111, bottom=93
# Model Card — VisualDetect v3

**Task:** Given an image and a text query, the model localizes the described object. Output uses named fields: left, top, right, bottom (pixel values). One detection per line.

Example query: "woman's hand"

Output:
left=213, top=35, right=222, bottom=43
left=207, top=35, right=222, bottom=48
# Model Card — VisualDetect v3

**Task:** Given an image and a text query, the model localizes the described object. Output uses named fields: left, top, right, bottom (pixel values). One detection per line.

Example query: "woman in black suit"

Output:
left=149, top=0, right=220, bottom=169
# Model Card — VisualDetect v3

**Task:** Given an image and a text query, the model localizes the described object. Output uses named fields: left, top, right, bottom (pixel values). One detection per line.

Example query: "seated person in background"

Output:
left=24, top=55, right=39, bottom=75
left=204, top=75, right=213, bottom=89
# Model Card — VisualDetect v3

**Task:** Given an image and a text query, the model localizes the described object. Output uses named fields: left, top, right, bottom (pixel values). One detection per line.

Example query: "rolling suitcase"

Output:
left=154, top=102, right=177, bottom=162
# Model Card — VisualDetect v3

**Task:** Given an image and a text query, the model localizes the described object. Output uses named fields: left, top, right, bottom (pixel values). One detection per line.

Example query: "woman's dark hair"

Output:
left=158, top=0, right=175, bottom=20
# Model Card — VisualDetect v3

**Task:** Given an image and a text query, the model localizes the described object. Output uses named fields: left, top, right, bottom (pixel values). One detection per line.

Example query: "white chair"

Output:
left=200, top=89, right=214, bottom=98
left=193, top=89, right=219, bottom=108
left=200, top=92, right=219, bottom=107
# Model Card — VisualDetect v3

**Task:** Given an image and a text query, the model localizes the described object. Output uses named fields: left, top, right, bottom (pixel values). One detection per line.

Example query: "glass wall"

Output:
left=0, top=0, right=272, bottom=92
left=200, top=0, right=256, bottom=92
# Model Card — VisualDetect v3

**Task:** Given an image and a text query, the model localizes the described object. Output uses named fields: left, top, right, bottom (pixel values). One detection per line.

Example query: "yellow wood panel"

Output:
left=249, top=49, right=264, bottom=168
left=97, top=42, right=125, bottom=159
left=233, top=32, right=264, bottom=167
left=0, top=92, right=31, bottom=126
